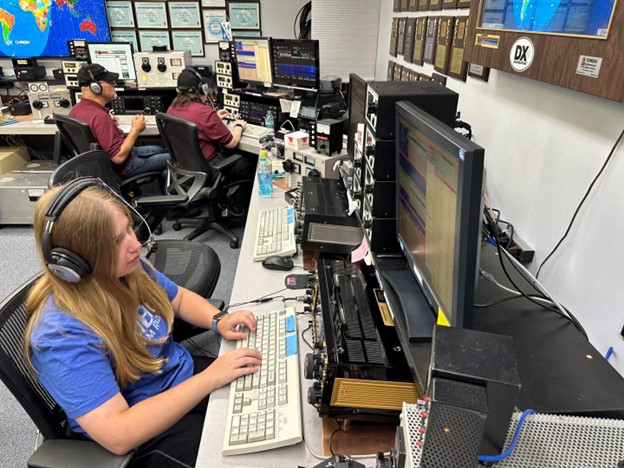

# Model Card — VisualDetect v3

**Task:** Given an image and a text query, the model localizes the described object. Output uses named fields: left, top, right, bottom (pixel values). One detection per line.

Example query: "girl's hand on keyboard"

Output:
left=219, top=310, right=256, bottom=340
left=217, top=109, right=230, bottom=119
left=206, top=348, right=262, bottom=388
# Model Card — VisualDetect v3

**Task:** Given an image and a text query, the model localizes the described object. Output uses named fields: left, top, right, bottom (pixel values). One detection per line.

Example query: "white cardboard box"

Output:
left=284, top=131, right=309, bottom=151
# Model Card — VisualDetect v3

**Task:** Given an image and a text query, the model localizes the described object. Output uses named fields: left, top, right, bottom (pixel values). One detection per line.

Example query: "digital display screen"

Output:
left=0, top=0, right=111, bottom=57
left=271, top=39, right=320, bottom=91
left=234, top=38, right=273, bottom=85
left=87, top=42, right=137, bottom=81
left=122, top=97, right=144, bottom=111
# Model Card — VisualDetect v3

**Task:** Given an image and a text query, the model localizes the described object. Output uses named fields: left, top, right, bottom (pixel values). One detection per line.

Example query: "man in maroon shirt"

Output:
left=69, top=63, right=170, bottom=179
left=167, top=68, right=256, bottom=213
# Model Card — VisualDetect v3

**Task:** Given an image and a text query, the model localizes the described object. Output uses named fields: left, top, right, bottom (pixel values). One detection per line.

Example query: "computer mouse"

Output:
left=262, top=256, right=294, bottom=271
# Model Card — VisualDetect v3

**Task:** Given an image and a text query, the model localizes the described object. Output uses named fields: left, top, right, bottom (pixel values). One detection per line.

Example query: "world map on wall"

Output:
left=0, top=0, right=109, bottom=57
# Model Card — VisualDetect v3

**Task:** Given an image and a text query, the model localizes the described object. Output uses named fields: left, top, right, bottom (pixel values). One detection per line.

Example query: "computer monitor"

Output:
left=233, top=37, right=273, bottom=87
left=271, top=39, right=320, bottom=92
left=0, top=0, right=111, bottom=58
left=346, top=73, right=368, bottom=159
left=86, top=42, right=137, bottom=82
left=395, top=101, right=484, bottom=329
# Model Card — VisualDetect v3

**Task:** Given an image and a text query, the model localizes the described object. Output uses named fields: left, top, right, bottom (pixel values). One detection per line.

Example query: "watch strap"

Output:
left=211, top=310, right=228, bottom=336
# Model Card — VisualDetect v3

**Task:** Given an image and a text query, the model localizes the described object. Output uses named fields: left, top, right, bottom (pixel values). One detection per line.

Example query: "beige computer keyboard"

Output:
left=114, top=114, right=157, bottom=126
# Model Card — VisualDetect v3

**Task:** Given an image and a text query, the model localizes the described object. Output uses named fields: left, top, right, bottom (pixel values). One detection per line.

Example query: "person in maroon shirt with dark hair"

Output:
left=69, top=63, right=170, bottom=180
left=167, top=67, right=256, bottom=214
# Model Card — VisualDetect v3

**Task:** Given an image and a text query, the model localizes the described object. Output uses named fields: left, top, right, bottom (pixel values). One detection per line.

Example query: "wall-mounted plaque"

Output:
left=409, top=69, right=419, bottom=81
left=457, top=0, right=472, bottom=8
left=468, top=63, right=490, bottom=81
left=172, top=30, right=204, bottom=56
left=107, top=1, right=135, bottom=28
left=111, top=30, right=139, bottom=52
left=434, top=16, right=455, bottom=75
left=168, top=2, right=202, bottom=29
left=134, top=2, right=168, bottom=29
left=442, top=0, right=458, bottom=9
left=449, top=16, right=469, bottom=81
left=389, top=17, right=399, bottom=56
left=401, top=66, right=411, bottom=81
left=413, top=16, right=428, bottom=65
left=419, top=0, right=429, bottom=11
left=393, top=64, right=404, bottom=81
left=429, top=0, right=442, bottom=11
left=397, top=17, right=407, bottom=56
left=201, top=0, right=225, bottom=6
left=138, top=30, right=171, bottom=51
left=403, top=18, right=417, bottom=63
left=227, top=1, right=261, bottom=30
left=432, top=72, right=447, bottom=86
left=393, top=0, right=401, bottom=12
left=423, top=16, right=439, bottom=64
left=387, top=61, right=396, bottom=80
left=203, top=9, right=226, bottom=42
left=408, top=0, right=419, bottom=11
left=400, top=0, right=409, bottom=10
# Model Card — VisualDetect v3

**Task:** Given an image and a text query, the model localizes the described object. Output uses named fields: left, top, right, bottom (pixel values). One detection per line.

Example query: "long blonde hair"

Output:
left=24, top=184, right=174, bottom=387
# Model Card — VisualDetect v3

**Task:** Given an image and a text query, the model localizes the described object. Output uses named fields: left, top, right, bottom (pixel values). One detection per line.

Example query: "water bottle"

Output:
left=257, top=149, right=272, bottom=198
left=264, top=110, right=275, bottom=133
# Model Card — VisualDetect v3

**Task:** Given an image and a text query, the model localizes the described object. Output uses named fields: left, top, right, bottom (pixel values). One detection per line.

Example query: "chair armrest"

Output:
left=135, top=194, right=188, bottom=208
left=27, top=439, right=133, bottom=468
left=88, top=142, right=100, bottom=151
left=210, top=154, right=242, bottom=172
left=208, top=298, right=225, bottom=311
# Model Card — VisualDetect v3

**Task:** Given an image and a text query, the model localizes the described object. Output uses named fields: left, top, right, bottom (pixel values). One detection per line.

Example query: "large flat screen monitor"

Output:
left=271, top=39, right=320, bottom=92
left=233, top=37, right=273, bottom=86
left=86, top=42, right=137, bottom=82
left=396, top=101, right=484, bottom=329
left=346, top=73, right=368, bottom=159
left=0, top=0, right=111, bottom=58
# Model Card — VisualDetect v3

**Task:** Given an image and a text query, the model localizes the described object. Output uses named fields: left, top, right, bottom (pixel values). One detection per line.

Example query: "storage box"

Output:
left=0, top=146, right=29, bottom=175
left=284, top=131, right=309, bottom=151
left=0, top=171, right=49, bottom=224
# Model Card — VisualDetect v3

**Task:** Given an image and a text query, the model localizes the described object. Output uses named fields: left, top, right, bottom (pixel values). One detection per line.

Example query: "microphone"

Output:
left=107, top=185, right=156, bottom=258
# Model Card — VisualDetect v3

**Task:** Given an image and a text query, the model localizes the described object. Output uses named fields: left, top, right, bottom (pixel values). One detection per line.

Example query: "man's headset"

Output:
left=42, top=177, right=155, bottom=283
left=181, top=67, right=211, bottom=96
left=82, top=63, right=102, bottom=95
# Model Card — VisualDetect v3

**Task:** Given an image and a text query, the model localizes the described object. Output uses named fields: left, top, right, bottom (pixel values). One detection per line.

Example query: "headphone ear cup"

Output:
left=90, top=81, right=102, bottom=95
left=48, top=247, right=92, bottom=283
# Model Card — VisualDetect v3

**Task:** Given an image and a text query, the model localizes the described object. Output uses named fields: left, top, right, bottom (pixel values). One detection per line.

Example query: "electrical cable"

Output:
left=225, top=287, right=288, bottom=311
left=536, top=127, right=624, bottom=278
left=477, top=409, right=536, bottom=463
left=605, top=346, right=614, bottom=361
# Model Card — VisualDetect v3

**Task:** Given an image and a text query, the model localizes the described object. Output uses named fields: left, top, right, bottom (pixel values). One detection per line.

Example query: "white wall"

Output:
left=376, top=1, right=624, bottom=374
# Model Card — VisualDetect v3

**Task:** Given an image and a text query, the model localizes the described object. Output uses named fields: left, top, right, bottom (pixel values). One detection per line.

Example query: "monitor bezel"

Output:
left=346, top=73, right=368, bottom=159
left=86, top=41, right=137, bottom=82
left=232, top=36, right=274, bottom=87
left=270, top=38, right=320, bottom=93
left=395, top=101, right=484, bottom=329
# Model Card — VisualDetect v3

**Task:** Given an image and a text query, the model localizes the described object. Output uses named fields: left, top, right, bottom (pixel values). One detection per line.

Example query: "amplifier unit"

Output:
left=134, top=51, right=191, bottom=88
left=310, top=118, right=343, bottom=156
left=300, top=177, right=361, bottom=254
left=28, top=83, right=72, bottom=120
left=365, top=81, right=458, bottom=139
left=284, top=146, right=349, bottom=179
left=110, top=95, right=168, bottom=116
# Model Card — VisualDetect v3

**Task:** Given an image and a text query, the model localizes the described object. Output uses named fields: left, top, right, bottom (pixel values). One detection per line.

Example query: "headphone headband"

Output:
left=182, top=67, right=210, bottom=96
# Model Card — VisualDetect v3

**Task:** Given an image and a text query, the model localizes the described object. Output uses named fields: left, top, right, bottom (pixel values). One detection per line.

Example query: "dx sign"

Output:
left=509, top=37, right=535, bottom=72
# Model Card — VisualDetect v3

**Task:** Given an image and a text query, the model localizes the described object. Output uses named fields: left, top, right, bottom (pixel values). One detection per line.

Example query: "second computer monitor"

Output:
left=271, top=39, right=320, bottom=92
left=233, top=37, right=274, bottom=86
left=86, top=42, right=137, bottom=82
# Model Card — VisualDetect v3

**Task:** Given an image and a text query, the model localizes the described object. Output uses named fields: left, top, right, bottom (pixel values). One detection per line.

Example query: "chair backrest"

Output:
left=155, top=112, right=214, bottom=176
left=48, top=149, right=122, bottom=192
left=0, top=274, right=74, bottom=440
left=53, top=113, right=100, bottom=156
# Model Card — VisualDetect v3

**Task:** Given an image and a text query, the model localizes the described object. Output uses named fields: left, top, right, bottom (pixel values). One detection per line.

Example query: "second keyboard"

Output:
left=253, top=205, right=297, bottom=261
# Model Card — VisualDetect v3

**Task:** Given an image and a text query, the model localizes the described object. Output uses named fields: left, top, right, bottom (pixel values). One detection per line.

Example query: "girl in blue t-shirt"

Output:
left=24, top=182, right=261, bottom=467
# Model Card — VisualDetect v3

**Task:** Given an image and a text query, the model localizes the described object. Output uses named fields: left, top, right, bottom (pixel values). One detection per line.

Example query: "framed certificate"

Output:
left=138, top=30, right=171, bottom=52
left=107, top=1, right=134, bottom=28
left=434, top=16, right=455, bottom=75
left=203, top=9, right=227, bottom=43
left=396, top=17, right=407, bottom=56
left=201, top=0, right=225, bottom=6
left=172, top=30, right=205, bottom=56
left=403, top=17, right=416, bottom=63
left=232, top=30, right=261, bottom=37
left=389, top=17, right=399, bottom=57
left=468, top=63, right=490, bottom=81
left=408, top=0, right=419, bottom=11
left=111, top=30, right=139, bottom=52
left=449, top=16, right=469, bottom=81
left=134, top=2, right=168, bottom=29
left=413, top=16, right=428, bottom=65
left=227, top=1, right=260, bottom=30
left=423, top=16, right=439, bottom=64
left=168, top=2, right=202, bottom=28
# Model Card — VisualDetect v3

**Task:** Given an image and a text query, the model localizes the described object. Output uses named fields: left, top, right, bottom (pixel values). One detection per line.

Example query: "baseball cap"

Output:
left=177, top=68, right=202, bottom=90
left=77, top=63, right=120, bottom=87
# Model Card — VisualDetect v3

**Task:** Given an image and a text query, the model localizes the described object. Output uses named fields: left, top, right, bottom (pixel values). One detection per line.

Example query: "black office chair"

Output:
left=48, top=149, right=224, bottom=341
left=52, top=113, right=163, bottom=203
left=0, top=274, right=134, bottom=468
left=155, top=112, right=243, bottom=249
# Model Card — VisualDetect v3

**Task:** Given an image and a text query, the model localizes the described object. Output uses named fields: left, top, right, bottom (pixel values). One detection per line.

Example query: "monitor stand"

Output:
left=376, top=257, right=435, bottom=342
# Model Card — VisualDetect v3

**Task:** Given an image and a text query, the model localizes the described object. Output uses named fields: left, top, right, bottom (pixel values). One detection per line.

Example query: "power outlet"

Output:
left=497, top=229, right=535, bottom=264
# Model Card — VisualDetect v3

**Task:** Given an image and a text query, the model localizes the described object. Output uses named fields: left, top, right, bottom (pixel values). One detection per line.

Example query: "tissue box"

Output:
left=284, top=131, right=309, bottom=150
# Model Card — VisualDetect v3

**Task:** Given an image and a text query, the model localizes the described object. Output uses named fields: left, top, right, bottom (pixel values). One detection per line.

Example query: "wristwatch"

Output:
left=211, top=310, right=228, bottom=335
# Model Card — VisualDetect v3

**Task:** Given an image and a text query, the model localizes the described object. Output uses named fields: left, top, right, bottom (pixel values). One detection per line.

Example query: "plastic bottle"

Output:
left=264, top=110, right=275, bottom=133
left=257, top=149, right=272, bottom=198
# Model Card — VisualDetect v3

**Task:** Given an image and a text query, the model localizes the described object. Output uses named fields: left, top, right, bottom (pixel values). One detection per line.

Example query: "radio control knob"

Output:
left=58, top=99, right=70, bottom=108
left=32, top=100, right=44, bottom=109
left=143, top=107, right=152, bottom=115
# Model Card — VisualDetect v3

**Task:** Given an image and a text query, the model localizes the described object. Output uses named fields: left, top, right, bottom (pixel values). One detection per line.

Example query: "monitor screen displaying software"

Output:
left=86, top=42, right=137, bottom=81
left=233, top=38, right=273, bottom=85
left=271, top=39, right=319, bottom=92
left=396, top=101, right=484, bottom=329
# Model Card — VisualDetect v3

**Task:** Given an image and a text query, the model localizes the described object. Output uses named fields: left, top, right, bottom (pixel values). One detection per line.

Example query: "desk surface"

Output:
left=196, top=181, right=375, bottom=467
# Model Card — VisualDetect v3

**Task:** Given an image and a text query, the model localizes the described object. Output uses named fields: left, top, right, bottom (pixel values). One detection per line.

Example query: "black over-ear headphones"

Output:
left=83, top=63, right=102, bottom=95
left=182, top=67, right=210, bottom=96
left=42, top=177, right=155, bottom=283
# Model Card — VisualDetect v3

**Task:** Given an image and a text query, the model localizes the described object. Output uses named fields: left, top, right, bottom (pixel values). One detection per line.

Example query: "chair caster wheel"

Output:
left=154, top=224, right=163, bottom=235
left=172, top=223, right=182, bottom=231
left=229, top=240, right=239, bottom=249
